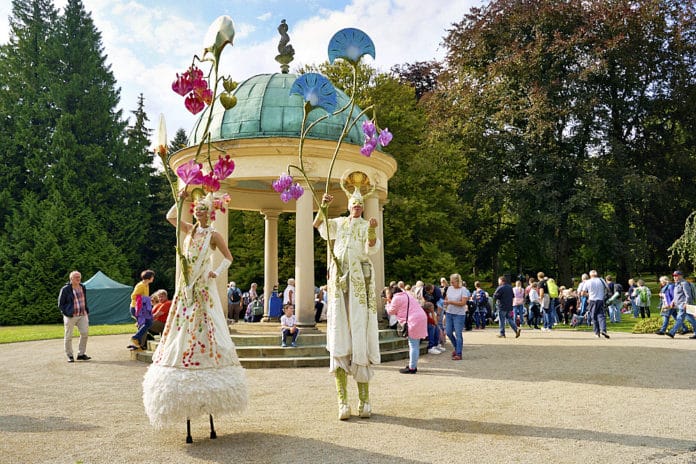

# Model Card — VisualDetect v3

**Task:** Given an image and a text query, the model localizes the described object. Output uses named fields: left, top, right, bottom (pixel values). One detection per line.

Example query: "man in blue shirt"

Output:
left=666, top=271, right=696, bottom=339
left=586, top=270, right=610, bottom=339
left=493, top=276, right=521, bottom=338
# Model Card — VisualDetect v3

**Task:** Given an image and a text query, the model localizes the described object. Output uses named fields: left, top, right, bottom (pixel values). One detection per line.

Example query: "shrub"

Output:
left=632, top=315, right=692, bottom=334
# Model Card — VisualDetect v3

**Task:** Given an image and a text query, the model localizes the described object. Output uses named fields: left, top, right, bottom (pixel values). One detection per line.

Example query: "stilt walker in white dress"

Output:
left=313, top=178, right=381, bottom=420
left=143, top=192, right=247, bottom=442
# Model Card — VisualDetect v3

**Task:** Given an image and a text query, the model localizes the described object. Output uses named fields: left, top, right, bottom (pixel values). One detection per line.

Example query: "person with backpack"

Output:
left=666, top=271, right=696, bottom=339
left=227, top=281, right=243, bottom=323
left=627, top=278, right=639, bottom=318
left=472, top=281, right=489, bottom=330
left=537, top=272, right=553, bottom=332
left=634, top=279, right=652, bottom=319
left=605, top=275, right=623, bottom=323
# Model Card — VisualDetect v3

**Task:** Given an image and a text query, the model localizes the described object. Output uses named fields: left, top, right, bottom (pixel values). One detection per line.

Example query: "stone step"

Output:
left=132, top=344, right=426, bottom=368
left=230, top=328, right=403, bottom=346
left=131, top=327, right=426, bottom=368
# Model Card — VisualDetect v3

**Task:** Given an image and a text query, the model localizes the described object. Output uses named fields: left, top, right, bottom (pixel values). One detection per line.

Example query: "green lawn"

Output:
left=0, top=323, right=135, bottom=344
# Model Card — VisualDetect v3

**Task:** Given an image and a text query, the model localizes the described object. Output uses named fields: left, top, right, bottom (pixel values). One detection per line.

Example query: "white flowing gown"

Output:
left=142, top=225, right=248, bottom=429
left=318, top=216, right=381, bottom=383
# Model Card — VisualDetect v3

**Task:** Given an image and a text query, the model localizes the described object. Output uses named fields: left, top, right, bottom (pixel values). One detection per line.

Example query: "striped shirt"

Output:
left=72, top=286, right=86, bottom=317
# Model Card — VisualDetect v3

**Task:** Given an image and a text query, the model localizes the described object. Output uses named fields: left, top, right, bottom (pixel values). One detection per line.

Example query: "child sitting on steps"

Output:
left=280, top=304, right=300, bottom=347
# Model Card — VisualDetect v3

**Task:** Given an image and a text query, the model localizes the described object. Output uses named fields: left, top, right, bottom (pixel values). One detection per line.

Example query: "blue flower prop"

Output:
left=328, top=28, right=375, bottom=65
left=289, top=73, right=338, bottom=114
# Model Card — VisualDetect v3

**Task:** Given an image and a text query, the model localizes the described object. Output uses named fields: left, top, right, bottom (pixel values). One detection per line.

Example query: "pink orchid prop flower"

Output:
left=213, top=155, right=235, bottom=180
left=176, top=160, right=205, bottom=185
left=213, top=193, right=231, bottom=213
left=202, top=172, right=221, bottom=193
left=378, top=128, right=393, bottom=146
left=272, top=173, right=304, bottom=202
left=272, top=173, right=294, bottom=193
left=198, top=87, right=214, bottom=106
left=288, top=183, right=304, bottom=200
left=279, top=190, right=292, bottom=203
left=185, top=93, right=205, bottom=115
left=362, top=120, right=376, bottom=138
left=360, top=136, right=378, bottom=157
left=359, top=121, right=393, bottom=157
left=172, top=65, right=212, bottom=114
left=172, top=72, right=193, bottom=96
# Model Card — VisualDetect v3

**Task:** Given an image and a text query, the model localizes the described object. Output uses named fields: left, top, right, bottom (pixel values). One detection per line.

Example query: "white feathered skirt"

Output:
left=142, top=363, right=248, bottom=429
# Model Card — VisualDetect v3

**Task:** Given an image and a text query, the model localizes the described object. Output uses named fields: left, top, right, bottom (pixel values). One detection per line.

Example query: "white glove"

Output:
left=212, top=258, right=231, bottom=278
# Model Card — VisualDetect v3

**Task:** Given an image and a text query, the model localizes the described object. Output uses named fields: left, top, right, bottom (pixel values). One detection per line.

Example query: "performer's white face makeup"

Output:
left=349, top=203, right=363, bottom=218
left=194, top=204, right=210, bottom=223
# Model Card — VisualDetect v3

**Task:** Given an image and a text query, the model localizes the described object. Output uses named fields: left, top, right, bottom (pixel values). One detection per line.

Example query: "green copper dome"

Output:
left=189, top=73, right=369, bottom=145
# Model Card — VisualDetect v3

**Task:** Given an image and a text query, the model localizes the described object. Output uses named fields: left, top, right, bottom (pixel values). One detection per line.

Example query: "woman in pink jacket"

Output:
left=386, top=285, right=427, bottom=374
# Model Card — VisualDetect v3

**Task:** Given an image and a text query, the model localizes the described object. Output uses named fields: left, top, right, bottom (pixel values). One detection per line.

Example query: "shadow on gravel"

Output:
left=378, top=343, right=696, bottom=390
left=369, top=415, right=696, bottom=451
left=183, top=432, right=423, bottom=464
left=0, top=415, right=99, bottom=432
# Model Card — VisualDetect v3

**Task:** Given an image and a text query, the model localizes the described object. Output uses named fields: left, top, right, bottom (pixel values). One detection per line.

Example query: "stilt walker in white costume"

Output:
left=313, top=175, right=381, bottom=420
left=143, top=192, right=247, bottom=442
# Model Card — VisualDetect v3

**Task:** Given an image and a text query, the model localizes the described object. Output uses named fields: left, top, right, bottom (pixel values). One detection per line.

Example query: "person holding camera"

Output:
left=386, top=284, right=427, bottom=374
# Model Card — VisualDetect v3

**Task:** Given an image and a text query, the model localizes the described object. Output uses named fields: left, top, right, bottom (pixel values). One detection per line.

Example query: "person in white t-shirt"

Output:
left=283, top=278, right=296, bottom=306
left=280, top=304, right=300, bottom=347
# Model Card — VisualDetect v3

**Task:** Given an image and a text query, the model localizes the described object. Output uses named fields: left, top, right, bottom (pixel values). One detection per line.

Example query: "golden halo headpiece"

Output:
left=340, top=171, right=375, bottom=210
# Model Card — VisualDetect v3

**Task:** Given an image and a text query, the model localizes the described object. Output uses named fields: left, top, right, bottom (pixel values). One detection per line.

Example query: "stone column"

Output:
left=261, top=210, right=280, bottom=321
left=364, top=195, right=385, bottom=312
left=295, top=188, right=315, bottom=328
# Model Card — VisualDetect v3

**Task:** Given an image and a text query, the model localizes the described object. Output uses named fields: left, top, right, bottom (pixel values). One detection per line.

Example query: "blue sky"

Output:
left=0, top=0, right=484, bottom=142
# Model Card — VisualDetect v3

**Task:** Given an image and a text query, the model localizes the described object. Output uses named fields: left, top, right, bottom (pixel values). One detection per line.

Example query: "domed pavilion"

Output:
left=169, top=24, right=397, bottom=328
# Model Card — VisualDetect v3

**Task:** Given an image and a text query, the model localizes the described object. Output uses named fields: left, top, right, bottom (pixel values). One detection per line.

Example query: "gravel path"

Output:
left=1, top=329, right=696, bottom=464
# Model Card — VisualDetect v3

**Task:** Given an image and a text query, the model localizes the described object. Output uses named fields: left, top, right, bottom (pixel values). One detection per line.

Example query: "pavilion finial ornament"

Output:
left=275, top=19, right=295, bottom=74
left=271, top=27, right=392, bottom=275
left=155, top=15, right=239, bottom=284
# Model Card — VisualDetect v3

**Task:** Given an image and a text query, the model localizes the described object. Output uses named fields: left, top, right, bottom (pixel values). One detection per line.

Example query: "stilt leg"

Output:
left=209, top=414, right=217, bottom=439
left=335, top=367, right=350, bottom=420
left=186, top=419, right=193, bottom=444
left=357, top=382, right=371, bottom=418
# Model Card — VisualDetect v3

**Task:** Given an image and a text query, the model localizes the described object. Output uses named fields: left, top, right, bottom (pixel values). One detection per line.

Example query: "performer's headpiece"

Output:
left=348, top=189, right=364, bottom=209
left=191, top=190, right=231, bottom=221
left=340, top=171, right=375, bottom=211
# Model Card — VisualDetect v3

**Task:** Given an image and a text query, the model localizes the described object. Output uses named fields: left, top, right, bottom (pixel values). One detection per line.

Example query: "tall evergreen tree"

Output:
left=0, top=0, right=61, bottom=211
left=0, top=0, right=160, bottom=323
left=169, top=128, right=190, bottom=154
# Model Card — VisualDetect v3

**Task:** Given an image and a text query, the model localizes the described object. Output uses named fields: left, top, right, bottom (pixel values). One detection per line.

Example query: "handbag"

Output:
left=395, top=296, right=410, bottom=338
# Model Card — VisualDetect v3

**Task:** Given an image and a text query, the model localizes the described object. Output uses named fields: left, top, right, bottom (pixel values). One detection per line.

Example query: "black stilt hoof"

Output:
left=186, top=418, right=193, bottom=444
left=209, top=414, right=217, bottom=439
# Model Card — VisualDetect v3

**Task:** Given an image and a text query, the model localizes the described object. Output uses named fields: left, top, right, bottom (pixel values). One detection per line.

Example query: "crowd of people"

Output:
left=377, top=269, right=696, bottom=371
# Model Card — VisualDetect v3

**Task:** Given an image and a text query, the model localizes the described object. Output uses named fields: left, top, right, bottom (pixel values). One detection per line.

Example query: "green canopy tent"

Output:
left=83, top=271, right=133, bottom=325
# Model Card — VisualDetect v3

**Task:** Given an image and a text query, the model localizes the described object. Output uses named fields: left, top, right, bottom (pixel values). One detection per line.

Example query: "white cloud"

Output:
left=257, top=12, right=272, bottom=21
left=234, top=21, right=257, bottom=40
